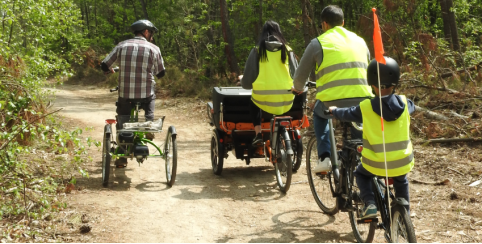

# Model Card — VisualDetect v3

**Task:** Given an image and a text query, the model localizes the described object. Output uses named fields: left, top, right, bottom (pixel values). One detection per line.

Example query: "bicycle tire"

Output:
left=274, top=130, right=293, bottom=193
left=306, top=136, right=339, bottom=215
left=291, top=134, right=303, bottom=172
left=165, top=129, right=177, bottom=186
left=211, top=131, right=224, bottom=175
left=391, top=205, right=417, bottom=243
left=346, top=156, right=376, bottom=242
left=102, top=124, right=111, bottom=187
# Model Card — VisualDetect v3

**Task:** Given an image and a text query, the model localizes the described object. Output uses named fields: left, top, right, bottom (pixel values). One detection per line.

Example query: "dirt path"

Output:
left=50, top=85, right=482, bottom=243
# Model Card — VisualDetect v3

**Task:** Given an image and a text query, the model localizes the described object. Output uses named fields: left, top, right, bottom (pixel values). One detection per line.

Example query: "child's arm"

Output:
left=407, top=99, right=416, bottom=115
left=329, top=105, right=363, bottom=123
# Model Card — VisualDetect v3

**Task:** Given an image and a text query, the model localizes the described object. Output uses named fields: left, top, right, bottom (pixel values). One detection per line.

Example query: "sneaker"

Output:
left=360, top=204, right=377, bottom=219
left=252, top=133, right=263, bottom=146
left=313, top=157, right=331, bottom=173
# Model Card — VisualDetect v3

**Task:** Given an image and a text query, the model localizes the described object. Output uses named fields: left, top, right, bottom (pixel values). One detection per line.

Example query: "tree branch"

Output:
left=0, top=108, right=62, bottom=151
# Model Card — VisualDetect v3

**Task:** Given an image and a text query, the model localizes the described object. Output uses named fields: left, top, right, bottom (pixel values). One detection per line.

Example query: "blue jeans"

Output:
left=354, top=164, right=410, bottom=211
left=313, top=100, right=363, bottom=159
left=313, top=100, right=332, bottom=159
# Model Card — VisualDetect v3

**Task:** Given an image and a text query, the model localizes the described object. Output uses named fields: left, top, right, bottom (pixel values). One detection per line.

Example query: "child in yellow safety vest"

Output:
left=328, top=57, right=415, bottom=219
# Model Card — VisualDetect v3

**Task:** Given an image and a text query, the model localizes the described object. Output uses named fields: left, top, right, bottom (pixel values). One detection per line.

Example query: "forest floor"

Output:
left=25, top=84, right=482, bottom=243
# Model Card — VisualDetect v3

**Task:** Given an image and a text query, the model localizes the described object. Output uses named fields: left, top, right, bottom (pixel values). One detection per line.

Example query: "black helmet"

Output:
left=367, top=57, right=400, bottom=88
left=131, top=20, right=158, bottom=33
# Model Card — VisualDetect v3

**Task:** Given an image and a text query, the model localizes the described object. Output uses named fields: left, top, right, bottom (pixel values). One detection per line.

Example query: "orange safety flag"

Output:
left=372, top=8, right=386, bottom=64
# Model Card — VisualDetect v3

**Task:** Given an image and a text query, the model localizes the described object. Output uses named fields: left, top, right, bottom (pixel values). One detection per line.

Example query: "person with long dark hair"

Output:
left=239, top=20, right=298, bottom=146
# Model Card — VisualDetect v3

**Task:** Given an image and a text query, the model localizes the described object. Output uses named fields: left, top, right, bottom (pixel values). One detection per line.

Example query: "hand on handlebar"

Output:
left=291, top=86, right=303, bottom=95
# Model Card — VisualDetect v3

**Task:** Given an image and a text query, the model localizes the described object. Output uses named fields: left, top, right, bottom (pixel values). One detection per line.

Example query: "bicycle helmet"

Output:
left=367, top=56, right=400, bottom=88
left=131, top=19, right=158, bottom=33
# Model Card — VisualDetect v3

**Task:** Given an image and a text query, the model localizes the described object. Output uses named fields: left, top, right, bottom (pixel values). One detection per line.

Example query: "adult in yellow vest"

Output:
left=240, top=20, right=298, bottom=146
left=328, top=57, right=416, bottom=219
left=292, top=5, right=373, bottom=173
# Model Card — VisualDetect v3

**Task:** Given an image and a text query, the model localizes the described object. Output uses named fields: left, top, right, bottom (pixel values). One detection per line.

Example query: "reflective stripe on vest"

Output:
left=360, top=95, right=414, bottom=177
left=315, top=27, right=372, bottom=102
left=252, top=45, right=294, bottom=115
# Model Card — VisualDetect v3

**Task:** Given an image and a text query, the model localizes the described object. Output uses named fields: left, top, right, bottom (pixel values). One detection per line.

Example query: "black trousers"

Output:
left=116, top=94, right=156, bottom=130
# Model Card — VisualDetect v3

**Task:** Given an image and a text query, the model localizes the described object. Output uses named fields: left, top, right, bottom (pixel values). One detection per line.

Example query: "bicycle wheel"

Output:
left=306, top=136, right=339, bottom=215
left=347, top=157, right=376, bottom=242
left=102, top=124, right=111, bottom=187
left=165, top=128, right=177, bottom=186
left=391, top=205, right=417, bottom=243
left=211, top=130, right=224, bottom=175
left=274, top=130, right=293, bottom=193
left=291, top=134, right=303, bottom=172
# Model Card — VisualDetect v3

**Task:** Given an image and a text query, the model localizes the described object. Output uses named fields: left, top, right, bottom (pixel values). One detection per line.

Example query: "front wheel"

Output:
left=165, top=128, right=177, bottom=186
left=391, top=205, right=417, bottom=243
left=102, top=124, right=112, bottom=187
left=306, top=136, right=339, bottom=215
left=274, top=129, right=293, bottom=193
left=211, top=130, right=224, bottom=175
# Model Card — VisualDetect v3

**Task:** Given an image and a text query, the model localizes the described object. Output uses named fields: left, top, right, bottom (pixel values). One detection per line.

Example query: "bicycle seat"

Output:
left=126, top=97, right=152, bottom=104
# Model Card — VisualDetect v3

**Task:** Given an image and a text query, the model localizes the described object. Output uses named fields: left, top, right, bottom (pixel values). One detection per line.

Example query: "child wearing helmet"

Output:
left=328, top=57, right=415, bottom=219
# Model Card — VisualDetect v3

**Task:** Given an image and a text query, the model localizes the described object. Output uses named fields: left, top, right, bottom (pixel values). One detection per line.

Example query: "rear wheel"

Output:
left=391, top=205, right=417, bottom=243
left=274, top=130, right=293, bottom=193
left=165, top=129, right=177, bottom=186
left=102, top=124, right=112, bottom=187
left=347, top=156, right=376, bottom=242
left=211, top=131, right=224, bottom=175
left=306, top=136, right=339, bottom=214
left=291, top=134, right=303, bottom=172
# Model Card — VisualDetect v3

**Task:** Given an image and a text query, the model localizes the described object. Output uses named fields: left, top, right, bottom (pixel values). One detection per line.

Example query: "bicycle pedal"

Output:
left=357, top=218, right=378, bottom=224
left=315, top=172, right=328, bottom=176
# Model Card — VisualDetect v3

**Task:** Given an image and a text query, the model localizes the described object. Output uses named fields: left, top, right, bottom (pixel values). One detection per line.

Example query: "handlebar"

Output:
left=110, top=86, right=118, bottom=92
left=113, top=67, right=119, bottom=72
left=291, top=81, right=317, bottom=95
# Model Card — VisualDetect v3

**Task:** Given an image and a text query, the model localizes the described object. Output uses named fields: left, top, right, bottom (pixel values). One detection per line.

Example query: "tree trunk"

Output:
left=300, top=0, right=312, bottom=47
left=428, top=0, right=438, bottom=36
left=445, top=0, right=460, bottom=51
left=84, top=0, right=90, bottom=38
left=130, top=0, right=139, bottom=19
left=94, top=0, right=98, bottom=37
left=7, top=0, right=15, bottom=47
left=258, top=0, right=263, bottom=30
left=219, top=0, right=240, bottom=76
left=139, top=0, right=149, bottom=19
left=439, top=0, right=452, bottom=45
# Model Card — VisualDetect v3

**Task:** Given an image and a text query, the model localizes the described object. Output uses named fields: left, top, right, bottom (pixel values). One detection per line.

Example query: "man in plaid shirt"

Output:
left=101, top=19, right=165, bottom=167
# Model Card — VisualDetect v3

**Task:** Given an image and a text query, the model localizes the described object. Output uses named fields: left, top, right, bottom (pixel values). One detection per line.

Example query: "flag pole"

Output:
left=372, top=7, right=391, bottom=226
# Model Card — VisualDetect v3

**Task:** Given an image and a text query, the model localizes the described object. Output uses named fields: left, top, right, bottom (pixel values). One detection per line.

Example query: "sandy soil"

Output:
left=48, top=84, right=482, bottom=243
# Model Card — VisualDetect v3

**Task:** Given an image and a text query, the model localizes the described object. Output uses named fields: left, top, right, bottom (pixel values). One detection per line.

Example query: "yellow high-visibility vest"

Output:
left=316, top=26, right=372, bottom=102
left=252, top=45, right=294, bottom=115
left=360, top=95, right=414, bottom=177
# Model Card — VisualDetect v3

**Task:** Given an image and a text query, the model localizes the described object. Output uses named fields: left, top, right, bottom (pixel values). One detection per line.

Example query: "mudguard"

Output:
left=391, top=197, right=410, bottom=207
left=206, top=102, right=214, bottom=126
left=281, top=127, right=294, bottom=155
left=168, top=126, right=177, bottom=137
left=104, top=124, right=112, bottom=135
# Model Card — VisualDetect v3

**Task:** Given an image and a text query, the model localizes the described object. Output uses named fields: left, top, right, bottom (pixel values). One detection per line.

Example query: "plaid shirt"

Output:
left=102, top=36, right=165, bottom=99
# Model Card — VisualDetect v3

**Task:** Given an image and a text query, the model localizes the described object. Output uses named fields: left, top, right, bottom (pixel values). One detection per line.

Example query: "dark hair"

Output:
left=257, top=20, right=288, bottom=63
left=321, top=5, right=344, bottom=26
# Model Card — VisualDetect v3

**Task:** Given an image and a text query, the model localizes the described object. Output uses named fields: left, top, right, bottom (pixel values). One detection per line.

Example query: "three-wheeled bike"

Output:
left=206, top=87, right=309, bottom=193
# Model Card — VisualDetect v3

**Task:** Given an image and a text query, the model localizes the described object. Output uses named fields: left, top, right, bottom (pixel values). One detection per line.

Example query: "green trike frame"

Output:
left=101, top=114, right=178, bottom=187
